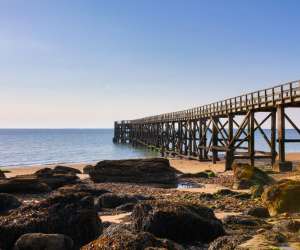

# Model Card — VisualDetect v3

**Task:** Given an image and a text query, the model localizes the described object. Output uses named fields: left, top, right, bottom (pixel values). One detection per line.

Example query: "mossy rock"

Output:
left=233, top=163, right=274, bottom=190
left=180, top=170, right=216, bottom=179
left=251, top=184, right=265, bottom=199
left=262, top=179, right=300, bottom=216
left=204, top=169, right=216, bottom=178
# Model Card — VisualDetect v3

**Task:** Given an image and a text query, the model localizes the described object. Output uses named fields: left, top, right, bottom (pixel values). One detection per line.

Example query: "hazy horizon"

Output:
left=1, top=1, right=300, bottom=128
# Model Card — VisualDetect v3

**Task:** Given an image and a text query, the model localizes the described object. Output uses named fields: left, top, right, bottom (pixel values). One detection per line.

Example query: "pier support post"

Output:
left=113, top=122, right=118, bottom=143
left=249, top=111, right=255, bottom=167
left=271, top=110, right=277, bottom=166
left=225, top=114, right=234, bottom=170
left=275, top=105, right=292, bottom=171
left=212, top=117, right=219, bottom=164
left=178, top=121, right=183, bottom=154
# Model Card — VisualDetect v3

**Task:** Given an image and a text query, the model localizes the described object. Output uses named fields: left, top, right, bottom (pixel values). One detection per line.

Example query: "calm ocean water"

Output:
left=0, top=129, right=299, bottom=167
left=0, top=129, right=158, bottom=167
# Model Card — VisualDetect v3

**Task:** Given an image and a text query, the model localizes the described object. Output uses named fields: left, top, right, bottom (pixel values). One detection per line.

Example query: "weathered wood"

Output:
left=249, top=111, right=255, bottom=166
left=277, top=105, right=285, bottom=162
left=115, top=80, right=300, bottom=172
left=225, top=114, right=234, bottom=170
left=271, top=110, right=276, bottom=165
left=212, top=117, right=219, bottom=164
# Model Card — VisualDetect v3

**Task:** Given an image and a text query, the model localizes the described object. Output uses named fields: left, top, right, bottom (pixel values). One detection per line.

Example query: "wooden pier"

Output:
left=113, top=80, right=300, bottom=171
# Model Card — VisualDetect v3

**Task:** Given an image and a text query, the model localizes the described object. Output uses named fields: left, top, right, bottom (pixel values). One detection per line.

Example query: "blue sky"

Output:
left=0, top=0, right=299, bottom=128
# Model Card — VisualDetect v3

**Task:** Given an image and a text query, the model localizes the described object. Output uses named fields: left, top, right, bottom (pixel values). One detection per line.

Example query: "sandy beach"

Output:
left=1, top=154, right=300, bottom=249
left=3, top=152, right=300, bottom=178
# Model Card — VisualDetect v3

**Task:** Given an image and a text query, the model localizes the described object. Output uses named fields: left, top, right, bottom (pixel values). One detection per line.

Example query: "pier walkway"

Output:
left=114, top=80, right=300, bottom=171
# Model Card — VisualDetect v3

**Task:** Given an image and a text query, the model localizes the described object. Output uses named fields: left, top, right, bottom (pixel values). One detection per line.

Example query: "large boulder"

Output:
left=232, top=163, right=274, bottom=190
left=0, top=168, right=79, bottom=194
left=82, top=224, right=184, bottom=250
left=132, top=200, right=224, bottom=244
left=0, top=176, right=51, bottom=193
left=0, top=193, right=21, bottom=213
left=53, top=165, right=81, bottom=174
left=13, top=233, right=73, bottom=250
left=262, top=179, right=300, bottom=216
left=34, top=168, right=79, bottom=189
left=57, top=183, right=109, bottom=196
left=222, top=215, right=271, bottom=233
left=86, top=158, right=177, bottom=184
left=96, top=193, right=139, bottom=209
left=0, top=192, right=102, bottom=249
left=245, top=206, right=270, bottom=218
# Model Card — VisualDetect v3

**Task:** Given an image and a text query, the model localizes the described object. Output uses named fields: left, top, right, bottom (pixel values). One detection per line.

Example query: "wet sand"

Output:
left=2, top=152, right=300, bottom=180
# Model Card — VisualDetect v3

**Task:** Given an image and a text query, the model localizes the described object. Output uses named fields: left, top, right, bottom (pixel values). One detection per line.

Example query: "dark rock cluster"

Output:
left=0, top=166, right=81, bottom=194
left=132, top=200, right=225, bottom=244
left=0, top=192, right=102, bottom=249
left=84, top=158, right=178, bottom=184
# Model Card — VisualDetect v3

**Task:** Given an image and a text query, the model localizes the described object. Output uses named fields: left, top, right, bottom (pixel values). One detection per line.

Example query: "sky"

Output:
left=0, top=0, right=300, bottom=128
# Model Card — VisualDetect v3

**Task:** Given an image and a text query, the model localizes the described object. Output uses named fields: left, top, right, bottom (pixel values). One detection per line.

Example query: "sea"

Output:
left=0, top=129, right=299, bottom=167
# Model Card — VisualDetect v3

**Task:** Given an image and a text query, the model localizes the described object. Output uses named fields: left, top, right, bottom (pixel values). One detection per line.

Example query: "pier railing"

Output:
left=116, top=80, right=300, bottom=124
left=114, top=80, right=300, bottom=171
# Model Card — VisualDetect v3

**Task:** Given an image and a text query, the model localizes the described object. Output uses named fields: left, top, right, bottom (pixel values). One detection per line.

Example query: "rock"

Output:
left=232, top=163, right=274, bottom=190
left=57, top=183, right=110, bottom=196
left=13, top=233, right=73, bottom=250
left=0, top=193, right=21, bottom=213
left=238, top=231, right=286, bottom=249
left=233, top=179, right=252, bottom=190
left=246, top=206, right=270, bottom=218
left=233, top=193, right=252, bottom=200
left=83, top=165, right=94, bottom=174
left=53, top=165, right=82, bottom=174
left=250, top=184, right=265, bottom=199
left=0, top=170, right=5, bottom=178
left=34, top=168, right=79, bottom=189
left=115, top=203, right=136, bottom=212
left=34, top=168, right=53, bottom=177
left=208, top=235, right=250, bottom=250
left=199, top=193, right=215, bottom=200
left=273, top=219, right=300, bottom=233
left=261, top=179, right=300, bottom=216
left=87, top=158, right=177, bottom=184
left=0, top=176, right=51, bottom=193
left=0, top=192, right=102, bottom=249
left=223, top=215, right=265, bottom=227
left=214, top=189, right=250, bottom=200
left=96, top=193, right=139, bottom=209
left=180, top=170, right=215, bottom=179
left=82, top=224, right=184, bottom=250
left=215, top=189, right=238, bottom=196
left=132, top=200, right=224, bottom=244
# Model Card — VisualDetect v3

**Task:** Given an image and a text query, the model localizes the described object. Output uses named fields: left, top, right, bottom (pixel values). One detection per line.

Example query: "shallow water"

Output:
left=176, top=182, right=201, bottom=189
left=0, top=129, right=158, bottom=167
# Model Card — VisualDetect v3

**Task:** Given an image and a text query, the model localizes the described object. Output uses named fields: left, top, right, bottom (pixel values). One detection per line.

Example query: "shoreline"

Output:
left=2, top=152, right=300, bottom=179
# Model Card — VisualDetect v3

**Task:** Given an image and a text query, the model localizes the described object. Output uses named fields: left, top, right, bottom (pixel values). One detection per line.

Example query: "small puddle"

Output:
left=176, top=183, right=229, bottom=194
